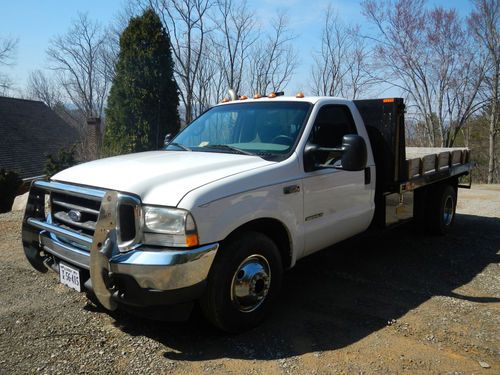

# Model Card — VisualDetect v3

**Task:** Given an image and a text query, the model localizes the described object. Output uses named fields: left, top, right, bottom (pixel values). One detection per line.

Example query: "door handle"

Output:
left=364, top=167, right=371, bottom=185
left=283, top=185, right=300, bottom=194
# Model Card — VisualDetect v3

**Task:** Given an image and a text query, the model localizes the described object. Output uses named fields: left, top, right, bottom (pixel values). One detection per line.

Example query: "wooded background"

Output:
left=0, top=0, right=498, bottom=183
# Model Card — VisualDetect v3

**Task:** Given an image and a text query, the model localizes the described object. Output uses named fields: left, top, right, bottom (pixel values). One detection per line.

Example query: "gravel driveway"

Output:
left=0, top=185, right=499, bottom=374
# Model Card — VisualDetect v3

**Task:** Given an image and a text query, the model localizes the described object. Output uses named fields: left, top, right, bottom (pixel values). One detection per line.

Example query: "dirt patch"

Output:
left=0, top=185, right=499, bottom=374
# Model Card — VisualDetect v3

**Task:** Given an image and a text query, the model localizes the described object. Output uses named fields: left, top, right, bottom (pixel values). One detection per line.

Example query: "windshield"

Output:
left=167, top=101, right=312, bottom=161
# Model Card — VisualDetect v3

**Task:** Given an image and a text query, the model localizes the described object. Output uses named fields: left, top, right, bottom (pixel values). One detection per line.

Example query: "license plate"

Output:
left=59, top=262, right=82, bottom=292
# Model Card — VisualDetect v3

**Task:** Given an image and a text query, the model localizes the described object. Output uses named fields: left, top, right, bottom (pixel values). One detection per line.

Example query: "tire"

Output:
left=200, top=231, right=283, bottom=333
left=426, top=184, right=457, bottom=235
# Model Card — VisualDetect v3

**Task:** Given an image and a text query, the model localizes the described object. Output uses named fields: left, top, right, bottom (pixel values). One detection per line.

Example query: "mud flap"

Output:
left=90, top=191, right=120, bottom=311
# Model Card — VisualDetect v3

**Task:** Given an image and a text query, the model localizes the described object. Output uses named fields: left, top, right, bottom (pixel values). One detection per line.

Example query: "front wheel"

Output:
left=200, top=231, right=283, bottom=332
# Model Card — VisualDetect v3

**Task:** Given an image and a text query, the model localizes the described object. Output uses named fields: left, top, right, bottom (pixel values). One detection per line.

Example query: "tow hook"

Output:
left=90, top=191, right=120, bottom=311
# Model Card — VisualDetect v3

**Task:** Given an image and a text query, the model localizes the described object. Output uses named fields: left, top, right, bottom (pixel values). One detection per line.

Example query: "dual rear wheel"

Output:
left=426, top=183, right=458, bottom=235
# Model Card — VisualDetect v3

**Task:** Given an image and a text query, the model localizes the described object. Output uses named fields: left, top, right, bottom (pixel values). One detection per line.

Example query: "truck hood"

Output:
left=53, top=151, right=273, bottom=207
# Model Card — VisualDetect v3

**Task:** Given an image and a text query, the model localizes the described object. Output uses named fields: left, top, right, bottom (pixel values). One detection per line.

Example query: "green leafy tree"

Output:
left=102, top=9, right=180, bottom=156
left=44, top=146, right=77, bottom=177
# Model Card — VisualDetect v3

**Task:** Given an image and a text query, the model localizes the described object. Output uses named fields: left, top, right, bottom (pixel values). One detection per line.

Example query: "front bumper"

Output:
left=22, top=180, right=218, bottom=312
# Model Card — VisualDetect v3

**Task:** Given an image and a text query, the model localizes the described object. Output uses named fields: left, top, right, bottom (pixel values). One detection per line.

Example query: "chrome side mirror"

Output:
left=164, top=133, right=173, bottom=147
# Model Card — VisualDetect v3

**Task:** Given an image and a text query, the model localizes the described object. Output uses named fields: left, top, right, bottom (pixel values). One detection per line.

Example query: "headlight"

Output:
left=143, top=206, right=198, bottom=247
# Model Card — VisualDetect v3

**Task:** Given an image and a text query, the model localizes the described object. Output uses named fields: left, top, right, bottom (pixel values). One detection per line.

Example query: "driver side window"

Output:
left=309, top=105, right=357, bottom=164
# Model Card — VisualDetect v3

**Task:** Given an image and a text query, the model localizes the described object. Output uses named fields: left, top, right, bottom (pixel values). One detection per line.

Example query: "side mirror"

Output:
left=303, top=134, right=367, bottom=172
left=303, top=143, right=319, bottom=172
left=164, top=133, right=173, bottom=147
left=341, top=134, right=367, bottom=171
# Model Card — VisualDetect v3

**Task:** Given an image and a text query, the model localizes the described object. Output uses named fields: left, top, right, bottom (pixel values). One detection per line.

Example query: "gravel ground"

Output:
left=0, top=185, right=499, bottom=374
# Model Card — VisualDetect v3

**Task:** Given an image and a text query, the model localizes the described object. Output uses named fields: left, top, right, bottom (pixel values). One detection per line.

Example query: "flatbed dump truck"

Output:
left=22, top=95, right=472, bottom=332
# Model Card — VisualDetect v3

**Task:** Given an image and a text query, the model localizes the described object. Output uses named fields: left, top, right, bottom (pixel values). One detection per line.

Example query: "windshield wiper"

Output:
left=204, top=144, right=255, bottom=156
left=168, top=142, right=192, bottom=151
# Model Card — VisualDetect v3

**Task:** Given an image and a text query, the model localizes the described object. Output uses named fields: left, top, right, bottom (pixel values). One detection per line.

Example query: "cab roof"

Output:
left=214, top=95, right=352, bottom=106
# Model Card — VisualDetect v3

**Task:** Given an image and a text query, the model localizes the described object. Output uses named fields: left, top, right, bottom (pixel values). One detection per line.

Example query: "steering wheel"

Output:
left=271, top=135, right=294, bottom=145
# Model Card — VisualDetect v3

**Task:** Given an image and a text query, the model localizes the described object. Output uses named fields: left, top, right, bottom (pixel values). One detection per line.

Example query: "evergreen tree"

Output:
left=103, top=9, right=180, bottom=156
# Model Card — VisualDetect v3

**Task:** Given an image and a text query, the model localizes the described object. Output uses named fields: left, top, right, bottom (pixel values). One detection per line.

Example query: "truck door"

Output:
left=302, top=104, right=373, bottom=255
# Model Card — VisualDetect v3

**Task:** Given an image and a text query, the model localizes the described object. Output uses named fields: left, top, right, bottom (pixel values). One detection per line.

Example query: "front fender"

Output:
left=189, top=180, right=303, bottom=265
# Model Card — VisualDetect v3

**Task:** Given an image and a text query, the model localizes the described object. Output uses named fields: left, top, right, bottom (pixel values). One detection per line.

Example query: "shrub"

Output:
left=0, top=169, right=22, bottom=213
left=44, top=145, right=77, bottom=177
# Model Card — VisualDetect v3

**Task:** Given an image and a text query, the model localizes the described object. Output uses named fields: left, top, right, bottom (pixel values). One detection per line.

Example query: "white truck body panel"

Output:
left=179, top=154, right=305, bottom=263
left=297, top=99, right=375, bottom=254
left=301, top=167, right=374, bottom=254
left=52, top=151, right=274, bottom=207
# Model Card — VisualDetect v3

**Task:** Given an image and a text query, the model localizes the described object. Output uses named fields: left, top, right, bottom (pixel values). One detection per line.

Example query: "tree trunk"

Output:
left=488, top=62, right=499, bottom=184
left=488, top=100, right=496, bottom=183
left=185, top=92, right=193, bottom=125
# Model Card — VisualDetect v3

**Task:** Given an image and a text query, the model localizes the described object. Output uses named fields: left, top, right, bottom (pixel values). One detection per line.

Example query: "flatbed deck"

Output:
left=401, top=147, right=471, bottom=191
left=406, top=147, right=470, bottom=179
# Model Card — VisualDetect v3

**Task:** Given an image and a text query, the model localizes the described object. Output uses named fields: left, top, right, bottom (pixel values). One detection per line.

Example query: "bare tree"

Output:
left=428, top=7, right=485, bottom=147
left=249, top=12, right=297, bottom=95
left=26, top=70, right=62, bottom=110
left=104, top=3, right=141, bottom=85
left=469, top=0, right=500, bottom=183
left=345, top=25, right=377, bottom=100
left=0, top=36, right=17, bottom=65
left=47, top=13, right=112, bottom=118
left=213, top=0, right=257, bottom=95
left=23, top=69, right=85, bottom=132
left=310, top=6, right=374, bottom=100
left=193, top=38, right=225, bottom=116
left=361, top=0, right=484, bottom=147
left=311, top=7, right=347, bottom=97
left=146, top=0, right=212, bottom=124
left=0, top=35, right=18, bottom=93
left=24, top=70, right=86, bottom=131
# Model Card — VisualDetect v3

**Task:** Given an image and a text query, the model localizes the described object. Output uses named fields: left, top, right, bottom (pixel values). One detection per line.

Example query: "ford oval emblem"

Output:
left=68, top=209, right=82, bottom=222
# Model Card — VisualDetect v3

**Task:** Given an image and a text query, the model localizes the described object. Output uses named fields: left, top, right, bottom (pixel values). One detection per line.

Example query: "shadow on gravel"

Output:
left=111, top=213, right=500, bottom=361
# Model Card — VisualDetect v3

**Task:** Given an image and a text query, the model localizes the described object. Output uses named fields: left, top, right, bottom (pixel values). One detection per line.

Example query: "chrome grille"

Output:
left=51, top=192, right=100, bottom=236
left=29, top=180, right=141, bottom=253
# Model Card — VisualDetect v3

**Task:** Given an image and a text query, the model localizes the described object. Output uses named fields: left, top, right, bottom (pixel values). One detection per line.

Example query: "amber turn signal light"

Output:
left=185, top=234, right=199, bottom=247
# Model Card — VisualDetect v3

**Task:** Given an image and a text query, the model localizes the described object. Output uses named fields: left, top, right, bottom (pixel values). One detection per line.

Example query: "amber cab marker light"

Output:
left=253, top=93, right=262, bottom=99
left=239, top=95, right=248, bottom=100
left=296, top=92, right=305, bottom=98
left=268, top=92, right=277, bottom=98
left=383, top=98, right=395, bottom=103
left=221, top=97, right=230, bottom=103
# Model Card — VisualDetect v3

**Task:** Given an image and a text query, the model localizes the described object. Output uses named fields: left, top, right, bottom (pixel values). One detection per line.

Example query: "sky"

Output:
left=0, top=0, right=475, bottom=99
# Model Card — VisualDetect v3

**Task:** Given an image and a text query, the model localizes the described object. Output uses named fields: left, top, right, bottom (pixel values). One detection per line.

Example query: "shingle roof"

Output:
left=0, top=96, right=80, bottom=179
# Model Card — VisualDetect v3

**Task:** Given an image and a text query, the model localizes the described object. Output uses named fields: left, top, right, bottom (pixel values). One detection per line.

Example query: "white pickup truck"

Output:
left=22, top=95, right=471, bottom=332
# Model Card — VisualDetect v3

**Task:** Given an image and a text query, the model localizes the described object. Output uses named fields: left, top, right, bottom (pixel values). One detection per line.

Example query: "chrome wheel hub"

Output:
left=230, top=254, right=271, bottom=313
left=443, top=195, right=454, bottom=226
